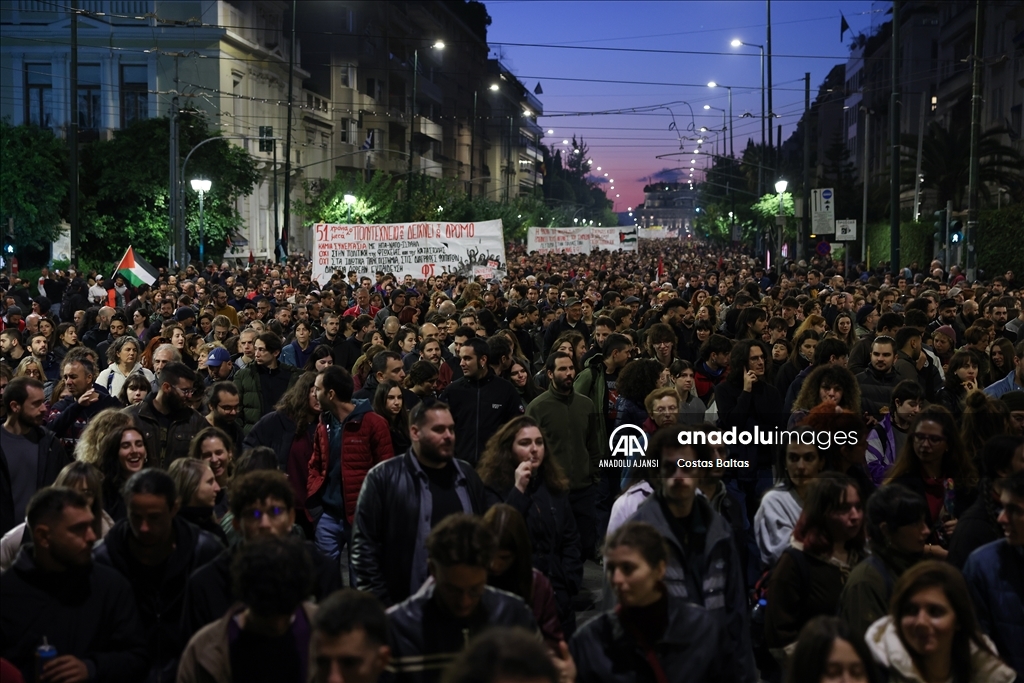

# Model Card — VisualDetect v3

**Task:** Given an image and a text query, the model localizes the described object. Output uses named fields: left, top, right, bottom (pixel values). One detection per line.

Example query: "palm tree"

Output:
left=901, top=123, right=1023, bottom=211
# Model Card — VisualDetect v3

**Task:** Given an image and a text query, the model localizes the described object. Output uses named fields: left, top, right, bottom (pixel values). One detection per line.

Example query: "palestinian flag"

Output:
left=114, top=246, right=158, bottom=287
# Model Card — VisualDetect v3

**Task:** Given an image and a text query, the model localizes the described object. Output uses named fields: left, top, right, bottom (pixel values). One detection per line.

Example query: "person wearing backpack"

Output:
left=764, top=472, right=865, bottom=664
left=838, top=483, right=929, bottom=643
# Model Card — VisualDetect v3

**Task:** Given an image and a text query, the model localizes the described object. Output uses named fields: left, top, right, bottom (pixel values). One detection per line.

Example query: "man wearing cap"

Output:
left=374, top=289, right=407, bottom=330
left=1, top=306, right=25, bottom=334
left=623, top=296, right=641, bottom=320
left=984, top=341, right=1024, bottom=399
left=855, top=304, right=879, bottom=339
left=204, top=347, right=236, bottom=386
left=543, top=297, right=590, bottom=356
left=175, top=306, right=197, bottom=334
left=88, top=275, right=107, bottom=304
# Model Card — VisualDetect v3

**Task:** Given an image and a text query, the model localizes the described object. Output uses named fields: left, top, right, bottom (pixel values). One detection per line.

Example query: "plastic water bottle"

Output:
left=35, top=636, right=57, bottom=682
left=750, top=598, right=768, bottom=646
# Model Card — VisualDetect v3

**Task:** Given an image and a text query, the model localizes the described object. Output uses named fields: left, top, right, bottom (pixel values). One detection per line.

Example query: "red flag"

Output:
left=248, top=251, right=255, bottom=266
left=658, top=256, right=665, bottom=278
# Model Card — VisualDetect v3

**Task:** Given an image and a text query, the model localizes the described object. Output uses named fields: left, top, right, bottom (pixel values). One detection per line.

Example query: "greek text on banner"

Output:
left=311, top=220, right=507, bottom=284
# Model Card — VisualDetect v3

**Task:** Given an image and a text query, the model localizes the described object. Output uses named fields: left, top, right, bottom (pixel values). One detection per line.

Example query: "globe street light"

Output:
left=344, top=194, right=356, bottom=223
left=707, top=82, right=733, bottom=157
left=775, top=179, right=788, bottom=276
left=190, top=178, right=212, bottom=265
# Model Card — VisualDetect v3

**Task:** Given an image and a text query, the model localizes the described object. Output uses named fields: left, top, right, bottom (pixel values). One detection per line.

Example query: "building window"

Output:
left=121, top=64, right=147, bottom=127
left=25, top=63, right=53, bottom=127
left=340, top=118, right=350, bottom=143
left=931, top=95, right=937, bottom=112
left=77, top=64, right=101, bottom=130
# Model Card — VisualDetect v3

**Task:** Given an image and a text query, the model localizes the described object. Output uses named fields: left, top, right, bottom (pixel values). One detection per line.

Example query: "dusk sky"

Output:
left=485, top=0, right=886, bottom=213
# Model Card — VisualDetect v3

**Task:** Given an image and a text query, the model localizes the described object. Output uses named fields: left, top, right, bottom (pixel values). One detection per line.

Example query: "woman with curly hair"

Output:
left=883, top=405, right=979, bottom=557
left=613, top=358, right=667, bottom=431
left=789, top=365, right=862, bottom=427
left=97, top=336, right=154, bottom=400
left=477, top=415, right=582, bottom=637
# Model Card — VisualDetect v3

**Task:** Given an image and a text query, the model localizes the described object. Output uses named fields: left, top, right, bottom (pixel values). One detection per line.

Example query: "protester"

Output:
left=0, top=487, right=149, bottom=683
left=1, top=376, right=71, bottom=536
left=168, top=456, right=227, bottom=545
left=786, top=616, right=878, bottom=683
left=46, top=354, right=122, bottom=453
left=838, top=483, right=929, bottom=642
left=93, top=469, right=223, bottom=680
left=478, top=416, right=582, bottom=636
left=753, top=432, right=824, bottom=567
left=350, top=401, right=488, bottom=606
left=373, top=379, right=412, bottom=453
left=180, top=470, right=341, bottom=643
left=310, top=589, right=392, bottom=683
left=123, top=361, right=209, bottom=468
left=481, top=504, right=564, bottom=647
left=235, top=331, right=303, bottom=434
left=962, top=469, right=1024, bottom=678
left=865, top=560, right=1016, bottom=683
left=384, top=513, right=536, bottom=683
left=764, top=472, right=865, bottom=660
left=570, top=521, right=736, bottom=683
left=178, top=536, right=316, bottom=683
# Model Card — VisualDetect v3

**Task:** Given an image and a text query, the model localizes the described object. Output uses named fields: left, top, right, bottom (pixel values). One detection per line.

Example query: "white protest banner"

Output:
left=311, top=219, right=506, bottom=284
left=637, top=225, right=678, bottom=240
left=527, top=227, right=636, bottom=254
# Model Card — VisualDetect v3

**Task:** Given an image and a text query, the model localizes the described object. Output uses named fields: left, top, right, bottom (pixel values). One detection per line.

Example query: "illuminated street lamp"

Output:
left=190, top=178, right=212, bottom=264
left=344, top=193, right=356, bottom=223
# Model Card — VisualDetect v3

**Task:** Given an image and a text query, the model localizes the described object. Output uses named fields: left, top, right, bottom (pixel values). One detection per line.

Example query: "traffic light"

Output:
left=258, top=126, right=274, bottom=152
left=933, top=209, right=948, bottom=244
left=950, top=219, right=964, bottom=245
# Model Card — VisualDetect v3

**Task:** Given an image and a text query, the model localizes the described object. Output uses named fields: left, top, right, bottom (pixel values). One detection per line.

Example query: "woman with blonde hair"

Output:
left=13, top=356, right=43, bottom=382
left=168, top=457, right=227, bottom=545
left=74, top=407, right=136, bottom=464
left=794, top=313, right=828, bottom=339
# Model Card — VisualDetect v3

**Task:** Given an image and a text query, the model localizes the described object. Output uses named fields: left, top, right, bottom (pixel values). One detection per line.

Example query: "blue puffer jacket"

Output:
left=963, top=539, right=1024, bottom=678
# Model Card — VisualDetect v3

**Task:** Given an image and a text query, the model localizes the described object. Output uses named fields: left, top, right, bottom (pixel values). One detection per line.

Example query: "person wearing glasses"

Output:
left=180, top=470, right=341, bottom=643
left=93, top=469, right=223, bottom=681
left=882, top=405, right=979, bottom=558
left=123, top=361, right=209, bottom=469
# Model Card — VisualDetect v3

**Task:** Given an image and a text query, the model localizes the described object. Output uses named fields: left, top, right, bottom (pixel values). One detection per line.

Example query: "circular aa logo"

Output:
left=608, top=424, right=649, bottom=459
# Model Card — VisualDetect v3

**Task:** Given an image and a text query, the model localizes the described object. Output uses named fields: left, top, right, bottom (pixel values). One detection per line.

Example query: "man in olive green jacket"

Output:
left=526, top=351, right=601, bottom=559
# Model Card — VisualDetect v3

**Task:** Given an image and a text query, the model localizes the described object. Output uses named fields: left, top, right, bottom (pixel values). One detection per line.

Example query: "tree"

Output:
left=79, top=114, right=259, bottom=264
left=900, top=122, right=1024, bottom=211
left=0, top=121, right=69, bottom=250
left=751, top=191, right=796, bottom=237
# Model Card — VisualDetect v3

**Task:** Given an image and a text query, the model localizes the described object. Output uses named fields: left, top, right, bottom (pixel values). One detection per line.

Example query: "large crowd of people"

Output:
left=1, top=241, right=1022, bottom=683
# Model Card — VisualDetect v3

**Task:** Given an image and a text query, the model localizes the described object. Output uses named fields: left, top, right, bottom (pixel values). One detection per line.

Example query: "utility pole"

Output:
left=69, top=2, right=79, bottom=268
left=469, top=90, right=477, bottom=199
left=281, top=0, right=295, bottom=263
left=766, top=0, right=774, bottom=180
left=889, top=0, right=901, bottom=277
left=861, top=111, right=870, bottom=265
left=801, top=72, right=810, bottom=264
left=913, top=91, right=926, bottom=221
left=966, top=0, right=985, bottom=283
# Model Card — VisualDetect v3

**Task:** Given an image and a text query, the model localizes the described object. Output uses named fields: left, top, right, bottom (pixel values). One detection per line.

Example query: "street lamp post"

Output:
left=408, top=41, right=445, bottom=181
left=775, top=179, right=788, bottom=276
left=190, top=178, right=212, bottom=266
left=731, top=39, right=765, bottom=197
left=703, top=105, right=727, bottom=157
left=707, top=82, right=733, bottom=157
left=344, top=194, right=356, bottom=223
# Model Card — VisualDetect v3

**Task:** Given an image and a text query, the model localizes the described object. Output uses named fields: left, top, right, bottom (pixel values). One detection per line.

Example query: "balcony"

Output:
left=418, top=156, right=442, bottom=178
left=413, top=116, right=442, bottom=142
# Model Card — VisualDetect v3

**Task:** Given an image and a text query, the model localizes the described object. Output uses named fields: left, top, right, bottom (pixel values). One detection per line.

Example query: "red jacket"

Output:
left=342, top=304, right=381, bottom=318
left=306, top=404, right=394, bottom=523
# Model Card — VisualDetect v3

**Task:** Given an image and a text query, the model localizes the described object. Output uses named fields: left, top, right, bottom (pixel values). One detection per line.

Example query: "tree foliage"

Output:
left=0, top=121, right=69, bottom=250
left=79, top=114, right=259, bottom=264
left=899, top=123, right=1024, bottom=211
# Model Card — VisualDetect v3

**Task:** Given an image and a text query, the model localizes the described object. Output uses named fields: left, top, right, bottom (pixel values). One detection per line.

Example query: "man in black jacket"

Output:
left=386, top=514, right=537, bottom=683
left=1, top=377, right=71, bottom=535
left=46, top=355, right=122, bottom=453
left=856, top=336, right=903, bottom=417
left=0, top=487, right=148, bottom=683
left=93, top=469, right=223, bottom=681
left=439, top=339, right=524, bottom=466
left=543, top=298, right=590, bottom=356
left=124, top=362, right=209, bottom=469
left=180, top=470, right=341, bottom=641
left=351, top=402, right=489, bottom=607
